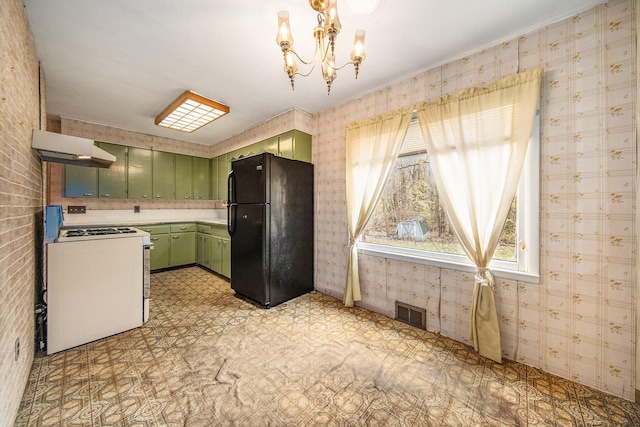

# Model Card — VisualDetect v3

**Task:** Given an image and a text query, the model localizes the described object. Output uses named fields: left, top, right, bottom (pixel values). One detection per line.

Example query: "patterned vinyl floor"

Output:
left=15, top=266, right=640, bottom=426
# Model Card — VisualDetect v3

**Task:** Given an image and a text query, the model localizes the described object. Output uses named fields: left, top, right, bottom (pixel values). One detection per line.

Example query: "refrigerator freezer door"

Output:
left=232, top=154, right=268, bottom=204
left=230, top=203, right=269, bottom=305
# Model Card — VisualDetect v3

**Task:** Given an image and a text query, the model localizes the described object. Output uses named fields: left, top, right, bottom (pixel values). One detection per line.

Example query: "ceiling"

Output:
left=23, top=0, right=605, bottom=147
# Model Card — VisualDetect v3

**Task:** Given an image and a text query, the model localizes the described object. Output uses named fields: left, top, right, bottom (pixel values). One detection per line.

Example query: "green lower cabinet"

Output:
left=197, top=232, right=212, bottom=269
left=211, top=237, right=223, bottom=275
left=211, top=225, right=230, bottom=278
left=150, top=234, right=170, bottom=270
left=142, top=223, right=196, bottom=270
left=169, top=223, right=196, bottom=267
left=220, top=237, right=230, bottom=278
left=141, top=224, right=171, bottom=270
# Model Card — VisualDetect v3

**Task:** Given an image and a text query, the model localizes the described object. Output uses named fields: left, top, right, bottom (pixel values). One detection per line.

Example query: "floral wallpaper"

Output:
left=313, top=0, right=636, bottom=400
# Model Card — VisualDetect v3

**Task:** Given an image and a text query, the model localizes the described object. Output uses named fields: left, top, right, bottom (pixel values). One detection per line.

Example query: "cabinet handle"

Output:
left=172, top=235, right=180, bottom=239
left=142, top=195, right=150, bottom=199
left=83, top=193, right=94, bottom=197
left=155, top=195, right=162, bottom=198
left=180, top=226, right=187, bottom=230
left=101, top=193, right=111, bottom=197
left=151, top=237, right=159, bottom=241
left=195, top=196, right=201, bottom=199
left=184, top=196, right=191, bottom=199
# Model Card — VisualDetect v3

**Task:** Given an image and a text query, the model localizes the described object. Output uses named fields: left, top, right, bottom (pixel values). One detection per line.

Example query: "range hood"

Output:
left=32, top=130, right=116, bottom=168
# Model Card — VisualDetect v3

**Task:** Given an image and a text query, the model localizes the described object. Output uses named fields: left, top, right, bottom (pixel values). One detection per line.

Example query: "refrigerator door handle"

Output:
left=227, top=170, right=235, bottom=206
left=227, top=171, right=236, bottom=236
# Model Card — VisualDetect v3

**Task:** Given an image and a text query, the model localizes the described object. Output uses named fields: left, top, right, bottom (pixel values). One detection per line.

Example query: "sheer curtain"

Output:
left=415, top=68, right=543, bottom=362
left=344, top=109, right=413, bottom=306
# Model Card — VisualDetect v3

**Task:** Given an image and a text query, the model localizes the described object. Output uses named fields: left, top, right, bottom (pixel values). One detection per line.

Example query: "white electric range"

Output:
left=46, top=226, right=151, bottom=354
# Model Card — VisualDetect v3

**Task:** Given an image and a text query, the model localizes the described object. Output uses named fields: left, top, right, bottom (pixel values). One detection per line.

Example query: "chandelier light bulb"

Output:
left=276, top=11, right=293, bottom=49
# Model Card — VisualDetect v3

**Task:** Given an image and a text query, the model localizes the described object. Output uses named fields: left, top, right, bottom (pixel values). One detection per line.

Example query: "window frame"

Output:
left=357, top=111, right=540, bottom=284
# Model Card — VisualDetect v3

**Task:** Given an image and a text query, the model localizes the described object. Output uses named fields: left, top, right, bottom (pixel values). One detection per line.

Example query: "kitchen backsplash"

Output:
left=61, top=208, right=227, bottom=226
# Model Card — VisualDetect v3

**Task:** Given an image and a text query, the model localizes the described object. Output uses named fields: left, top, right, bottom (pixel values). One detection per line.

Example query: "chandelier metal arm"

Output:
left=276, top=1, right=365, bottom=93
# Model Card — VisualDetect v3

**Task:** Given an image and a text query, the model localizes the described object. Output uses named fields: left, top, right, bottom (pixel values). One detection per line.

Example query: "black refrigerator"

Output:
left=227, top=153, right=314, bottom=308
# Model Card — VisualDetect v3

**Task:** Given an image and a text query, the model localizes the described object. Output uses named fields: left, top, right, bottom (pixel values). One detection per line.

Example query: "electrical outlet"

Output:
left=134, top=205, right=140, bottom=213
left=67, top=205, right=86, bottom=214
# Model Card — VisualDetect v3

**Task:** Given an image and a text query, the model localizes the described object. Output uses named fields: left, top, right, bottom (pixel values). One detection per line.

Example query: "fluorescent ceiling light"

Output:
left=155, top=90, right=230, bottom=133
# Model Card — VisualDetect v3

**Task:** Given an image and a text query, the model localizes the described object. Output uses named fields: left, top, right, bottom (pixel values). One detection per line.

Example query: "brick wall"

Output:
left=0, top=0, right=45, bottom=425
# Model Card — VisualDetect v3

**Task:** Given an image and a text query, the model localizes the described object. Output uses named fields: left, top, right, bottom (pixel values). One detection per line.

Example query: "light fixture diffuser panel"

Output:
left=155, top=90, right=230, bottom=132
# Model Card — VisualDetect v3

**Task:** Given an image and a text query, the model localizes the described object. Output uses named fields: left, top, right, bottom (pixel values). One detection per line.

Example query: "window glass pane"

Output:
left=361, top=122, right=517, bottom=263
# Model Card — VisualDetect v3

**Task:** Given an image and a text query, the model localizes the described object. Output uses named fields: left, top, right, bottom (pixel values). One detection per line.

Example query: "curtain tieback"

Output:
left=475, top=267, right=495, bottom=290
left=347, top=238, right=356, bottom=249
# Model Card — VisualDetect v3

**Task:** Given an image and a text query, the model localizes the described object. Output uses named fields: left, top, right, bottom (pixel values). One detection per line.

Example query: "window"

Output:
left=359, top=113, right=539, bottom=282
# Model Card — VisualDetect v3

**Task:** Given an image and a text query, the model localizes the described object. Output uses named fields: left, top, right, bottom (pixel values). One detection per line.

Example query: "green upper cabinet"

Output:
left=127, top=147, right=153, bottom=200
left=152, top=151, right=175, bottom=199
left=193, top=157, right=210, bottom=200
left=210, top=157, right=219, bottom=200
left=61, top=130, right=310, bottom=202
left=97, top=142, right=127, bottom=199
left=65, top=165, right=97, bottom=198
left=216, top=153, right=230, bottom=202
left=263, top=136, right=279, bottom=155
left=175, top=154, right=193, bottom=200
left=278, top=130, right=312, bottom=162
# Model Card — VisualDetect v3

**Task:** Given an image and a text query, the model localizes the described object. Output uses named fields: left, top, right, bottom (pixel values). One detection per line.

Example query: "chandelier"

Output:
left=276, top=0, right=366, bottom=94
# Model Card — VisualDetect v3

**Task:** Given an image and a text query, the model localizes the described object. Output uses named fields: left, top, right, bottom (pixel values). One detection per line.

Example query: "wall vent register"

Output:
left=395, top=301, right=426, bottom=330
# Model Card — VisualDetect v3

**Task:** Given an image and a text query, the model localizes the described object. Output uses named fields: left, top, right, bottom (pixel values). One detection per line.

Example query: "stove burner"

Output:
left=61, top=227, right=138, bottom=238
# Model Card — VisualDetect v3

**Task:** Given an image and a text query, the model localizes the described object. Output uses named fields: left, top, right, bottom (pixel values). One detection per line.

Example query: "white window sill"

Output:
left=358, top=242, right=539, bottom=284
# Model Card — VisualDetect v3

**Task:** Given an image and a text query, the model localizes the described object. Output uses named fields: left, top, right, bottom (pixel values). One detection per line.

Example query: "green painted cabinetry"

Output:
left=64, top=164, right=97, bottom=198
left=127, top=147, right=153, bottom=199
left=140, top=224, right=171, bottom=270
left=97, top=142, right=127, bottom=198
left=141, top=223, right=196, bottom=270
left=62, top=129, right=310, bottom=202
left=216, top=154, right=230, bottom=203
left=152, top=151, right=175, bottom=199
left=209, top=157, right=219, bottom=200
left=193, top=157, right=210, bottom=200
left=169, top=223, right=196, bottom=267
left=175, top=154, right=193, bottom=200
left=195, top=223, right=229, bottom=278
left=211, top=225, right=230, bottom=278
left=196, top=224, right=212, bottom=269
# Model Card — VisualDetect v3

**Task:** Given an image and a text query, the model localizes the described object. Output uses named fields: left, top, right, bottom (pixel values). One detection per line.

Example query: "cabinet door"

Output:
left=149, top=234, right=170, bottom=270
left=152, top=151, right=175, bottom=199
left=97, top=142, right=127, bottom=198
left=127, top=147, right=153, bottom=200
left=211, top=237, right=223, bottom=273
left=221, top=237, right=231, bottom=278
left=216, top=154, right=230, bottom=203
left=291, top=130, right=312, bottom=163
left=170, top=232, right=196, bottom=267
left=193, top=157, right=210, bottom=200
left=278, top=131, right=294, bottom=159
left=197, top=232, right=205, bottom=265
left=175, top=154, right=193, bottom=200
left=202, top=234, right=211, bottom=269
left=65, top=165, right=97, bottom=198
left=263, top=136, right=279, bottom=155
left=197, top=232, right=212, bottom=269
left=278, top=130, right=312, bottom=162
left=210, top=157, right=219, bottom=200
